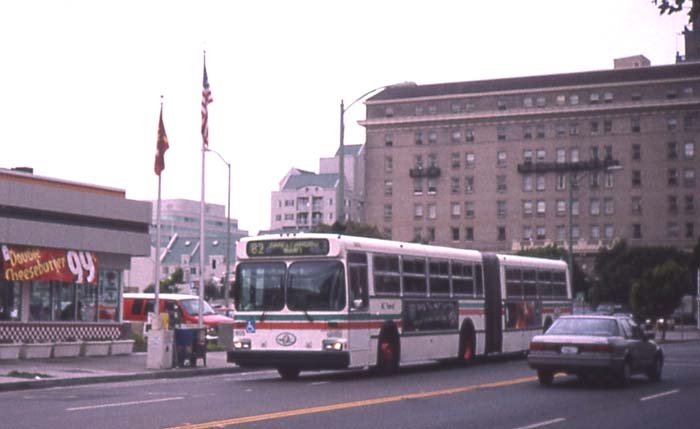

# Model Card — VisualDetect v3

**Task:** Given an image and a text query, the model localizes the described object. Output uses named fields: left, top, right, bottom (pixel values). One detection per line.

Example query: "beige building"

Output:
left=362, top=58, right=700, bottom=255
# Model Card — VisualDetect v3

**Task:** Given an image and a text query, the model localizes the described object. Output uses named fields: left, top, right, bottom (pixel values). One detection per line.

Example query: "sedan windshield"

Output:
left=546, top=317, right=620, bottom=337
left=179, top=299, right=216, bottom=316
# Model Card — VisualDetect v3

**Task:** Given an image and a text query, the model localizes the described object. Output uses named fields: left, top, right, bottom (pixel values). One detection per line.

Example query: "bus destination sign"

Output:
left=246, top=239, right=330, bottom=257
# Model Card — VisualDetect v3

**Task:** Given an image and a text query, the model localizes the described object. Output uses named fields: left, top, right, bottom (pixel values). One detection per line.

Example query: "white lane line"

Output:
left=310, top=381, right=330, bottom=386
left=66, top=396, right=184, bottom=412
left=640, top=389, right=680, bottom=402
left=513, top=418, right=567, bottom=429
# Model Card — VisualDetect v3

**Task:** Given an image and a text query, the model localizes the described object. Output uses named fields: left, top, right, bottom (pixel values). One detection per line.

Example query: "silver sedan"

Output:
left=527, top=315, right=663, bottom=386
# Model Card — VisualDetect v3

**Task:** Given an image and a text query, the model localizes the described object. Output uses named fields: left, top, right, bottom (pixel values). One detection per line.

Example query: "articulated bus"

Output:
left=228, top=234, right=571, bottom=379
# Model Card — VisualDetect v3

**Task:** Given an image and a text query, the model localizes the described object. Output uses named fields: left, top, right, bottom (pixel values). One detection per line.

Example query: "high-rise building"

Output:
left=269, top=145, right=365, bottom=232
left=362, top=58, right=700, bottom=256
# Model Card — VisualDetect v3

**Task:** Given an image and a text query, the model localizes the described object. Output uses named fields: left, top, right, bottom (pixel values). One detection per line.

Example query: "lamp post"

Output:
left=206, top=148, right=231, bottom=308
left=338, top=81, right=416, bottom=224
left=567, top=164, right=622, bottom=292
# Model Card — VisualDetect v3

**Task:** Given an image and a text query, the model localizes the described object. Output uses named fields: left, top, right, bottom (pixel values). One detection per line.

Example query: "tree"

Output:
left=592, top=241, right=691, bottom=308
left=144, top=266, right=184, bottom=294
left=311, top=221, right=386, bottom=239
left=630, top=260, right=689, bottom=339
left=654, top=0, right=700, bottom=23
left=516, top=244, right=590, bottom=299
left=204, top=280, right=220, bottom=302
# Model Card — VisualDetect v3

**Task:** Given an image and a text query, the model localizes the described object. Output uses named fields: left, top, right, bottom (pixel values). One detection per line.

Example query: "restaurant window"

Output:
left=0, top=281, right=21, bottom=321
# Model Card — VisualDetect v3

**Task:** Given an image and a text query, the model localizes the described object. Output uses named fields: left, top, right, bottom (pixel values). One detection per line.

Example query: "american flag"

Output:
left=154, top=104, right=169, bottom=176
left=201, top=60, right=213, bottom=147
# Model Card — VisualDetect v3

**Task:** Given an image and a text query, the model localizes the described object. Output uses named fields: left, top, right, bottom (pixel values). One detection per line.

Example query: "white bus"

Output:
left=228, top=234, right=571, bottom=379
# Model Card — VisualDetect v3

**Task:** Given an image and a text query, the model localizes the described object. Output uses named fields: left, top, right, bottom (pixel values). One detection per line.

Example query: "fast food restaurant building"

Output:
left=0, top=168, right=151, bottom=343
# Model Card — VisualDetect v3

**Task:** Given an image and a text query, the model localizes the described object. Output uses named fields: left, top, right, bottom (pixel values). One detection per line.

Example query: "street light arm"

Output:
left=343, top=81, right=416, bottom=113
left=205, top=147, right=230, bottom=168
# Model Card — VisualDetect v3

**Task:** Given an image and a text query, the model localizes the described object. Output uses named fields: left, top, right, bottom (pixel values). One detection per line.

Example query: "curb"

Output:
left=0, top=366, right=245, bottom=392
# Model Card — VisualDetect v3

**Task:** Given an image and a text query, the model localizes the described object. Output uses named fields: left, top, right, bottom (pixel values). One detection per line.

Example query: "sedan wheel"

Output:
left=617, top=361, right=631, bottom=387
left=537, top=370, right=554, bottom=386
left=647, top=356, right=663, bottom=382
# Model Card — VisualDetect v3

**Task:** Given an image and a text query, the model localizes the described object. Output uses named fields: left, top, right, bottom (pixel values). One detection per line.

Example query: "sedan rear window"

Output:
left=547, top=318, right=619, bottom=337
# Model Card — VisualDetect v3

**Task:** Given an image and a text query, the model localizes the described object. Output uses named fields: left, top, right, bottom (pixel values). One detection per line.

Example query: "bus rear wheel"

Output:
left=277, top=366, right=300, bottom=380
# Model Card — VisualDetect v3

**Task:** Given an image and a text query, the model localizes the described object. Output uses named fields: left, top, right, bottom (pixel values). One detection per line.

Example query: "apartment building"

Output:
left=362, top=58, right=700, bottom=254
left=269, top=145, right=365, bottom=231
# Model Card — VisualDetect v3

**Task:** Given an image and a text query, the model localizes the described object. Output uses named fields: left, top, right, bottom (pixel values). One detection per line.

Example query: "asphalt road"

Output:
left=2, top=341, right=699, bottom=429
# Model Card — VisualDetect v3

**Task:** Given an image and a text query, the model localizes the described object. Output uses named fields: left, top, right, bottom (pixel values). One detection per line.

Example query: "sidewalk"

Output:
left=0, top=350, right=242, bottom=392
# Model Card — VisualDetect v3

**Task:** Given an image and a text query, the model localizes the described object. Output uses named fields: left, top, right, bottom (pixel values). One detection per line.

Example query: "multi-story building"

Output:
left=269, top=145, right=365, bottom=231
left=125, top=199, right=247, bottom=291
left=362, top=57, right=700, bottom=255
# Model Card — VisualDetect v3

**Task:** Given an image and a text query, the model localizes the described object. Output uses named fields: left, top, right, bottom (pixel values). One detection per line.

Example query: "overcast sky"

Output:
left=0, top=0, right=690, bottom=234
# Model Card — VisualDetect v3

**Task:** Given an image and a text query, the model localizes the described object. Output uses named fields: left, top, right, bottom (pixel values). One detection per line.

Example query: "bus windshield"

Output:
left=234, top=261, right=346, bottom=312
left=288, top=261, right=345, bottom=311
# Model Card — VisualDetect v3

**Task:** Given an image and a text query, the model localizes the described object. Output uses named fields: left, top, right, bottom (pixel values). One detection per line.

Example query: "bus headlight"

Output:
left=322, top=339, right=346, bottom=351
left=233, top=338, right=251, bottom=350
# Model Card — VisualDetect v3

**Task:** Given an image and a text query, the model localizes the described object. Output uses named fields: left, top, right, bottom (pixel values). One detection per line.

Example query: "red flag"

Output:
left=201, top=58, right=213, bottom=147
left=154, top=105, right=169, bottom=176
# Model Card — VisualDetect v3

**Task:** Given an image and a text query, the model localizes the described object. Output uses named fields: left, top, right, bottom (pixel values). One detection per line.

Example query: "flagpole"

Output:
left=154, top=96, right=165, bottom=317
left=199, top=137, right=206, bottom=330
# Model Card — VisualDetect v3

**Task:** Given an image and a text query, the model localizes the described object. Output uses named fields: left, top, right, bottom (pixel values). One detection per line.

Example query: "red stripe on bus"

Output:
left=233, top=320, right=403, bottom=330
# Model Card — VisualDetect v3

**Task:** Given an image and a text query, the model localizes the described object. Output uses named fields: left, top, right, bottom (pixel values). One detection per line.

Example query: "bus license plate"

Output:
left=561, top=346, right=578, bottom=355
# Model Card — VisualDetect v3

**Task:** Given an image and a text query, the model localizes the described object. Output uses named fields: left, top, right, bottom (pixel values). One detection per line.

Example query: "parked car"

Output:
left=123, top=293, right=234, bottom=341
left=528, top=315, right=663, bottom=386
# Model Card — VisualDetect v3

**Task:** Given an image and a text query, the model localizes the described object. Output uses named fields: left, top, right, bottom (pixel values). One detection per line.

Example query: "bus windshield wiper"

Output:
left=302, top=301, right=314, bottom=322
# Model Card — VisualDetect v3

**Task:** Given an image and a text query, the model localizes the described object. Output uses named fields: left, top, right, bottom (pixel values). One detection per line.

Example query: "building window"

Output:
left=451, top=152, right=461, bottom=168
left=536, top=225, right=546, bottom=240
left=465, top=227, right=474, bottom=241
left=428, top=105, right=437, bottom=114
left=451, top=227, right=460, bottom=241
left=451, top=202, right=461, bottom=218
left=497, top=175, right=507, bottom=192
left=384, top=133, right=393, bottom=146
left=414, top=204, right=423, bottom=219
left=570, top=148, right=580, bottom=163
left=632, top=144, right=641, bottom=160
left=556, top=148, right=566, bottom=163
left=632, top=197, right=642, bottom=215
left=497, top=151, right=507, bottom=167
left=523, top=125, right=533, bottom=140
left=385, top=156, right=393, bottom=174
left=523, top=225, right=532, bottom=240
left=590, top=172, right=601, bottom=188
left=465, top=152, right=475, bottom=168
left=666, top=88, right=678, bottom=99
left=633, top=224, right=642, bottom=239
left=523, top=149, right=533, bottom=163
left=605, top=172, right=615, bottom=188
left=556, top=174, right=566, bottom=191
left=384, top=180, right=393, bottom=196
left=668, top=142, right=678, bottom=159
left=497, top=98, right=507, bottom=110
left=632, top=170, right=642, bottom=187
left=415, top=106, right=424, bottom=115
left=603, top=92, right=613, bottom=103
left=685, top=195, right=695, bottom=213
left=451, top=177, right=460, bottom=194
left=427, top=227, right=436, bottom=242
left=413, top=178, right=423, bottom=195
left=590, top=225, right=600, bottom=241
left=413, top=227, right=422, bottom=242
left=569, top=122, right=579, bottom=136
left=428, top=153, right=438, bottom=168
left=556, top=95, right=566, bottom=105
left=685, top=142, right=695, bottom=159
left=604, top=119, right=613, bottom=133
left=497, top=127, right=506, bottom=141
left=427, top=178, right=438, bottom=195
left=523, top=200, right=533, bottom=216
left=556, top=124, right=566, bottom=137
left=427, top=203, right=437, bottom=220
left=466, top=129, right=475, bottom=142
left=631, top=118, right=641, bottom=133
left=589, top=93, right=600, bottom=104
left=590, top=120, right=600, bottom=134
left=523, top=97, right=533, bottom=108
left=556, top=225, right=566, bottom=241
left=465, top=176, right=475, bottom=194
left=536, top=175, right=546, bottom=191
left=556, top=200, right=566, bottom=216
left=385, top=107, right=394, bottom=117
left=451, top=130, right=462, bottom=144
left=536, top=149, right=546, bottom=161
left=668, top=117, right=678, bottom=131
left=415, top=131, right=423, bottom=145
left=604, top=198, right=614, bottom=215
left=383, top=205, right=393, bottom=222
left=497, top=200, right=507, bottom=217
left=451, top=103, right=461, bottom=113
left=668, top=222, right=680, bottom=238
left=604, top=224, right=614, bottom=240
left=536, top=124, right=546, bottom=139
left=465, top=201, right=475, bottom=218
left=631, top=92, right=642, bottom=101
left=428, top=130, right=438, bottom=144
left=571, top=225, right=580, bottom=241
left=536, top=96, right=546, bottom=107
left=684, top=168, right=696, bottom=187
left=669, top=196, right=679, bottom=214
left=536, top=200, right=546, bottom=216
left=523, top=175, right=533, bottom=192
left=686, top=223, right=695, bottom=239
left=668, top=168, right=678, bottom=186
left=571, top=199, right=580, bottom=216
left=498, top=226, right=506, bottom=241
left=570, top=94, right=580, bottom=105
left=590, top=198, right=600, bottom=216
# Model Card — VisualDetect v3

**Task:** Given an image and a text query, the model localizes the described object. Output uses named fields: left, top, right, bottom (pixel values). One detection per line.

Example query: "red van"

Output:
left=123, top=293, right=233, bottom=341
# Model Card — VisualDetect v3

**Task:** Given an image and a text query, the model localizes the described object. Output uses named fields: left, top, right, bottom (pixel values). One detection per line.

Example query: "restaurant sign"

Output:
left=1, top=244, right=98, bottom=285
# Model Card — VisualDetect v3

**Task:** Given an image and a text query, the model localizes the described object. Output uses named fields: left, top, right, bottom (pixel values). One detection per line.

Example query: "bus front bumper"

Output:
left=227, top=349, right=350, bottom=370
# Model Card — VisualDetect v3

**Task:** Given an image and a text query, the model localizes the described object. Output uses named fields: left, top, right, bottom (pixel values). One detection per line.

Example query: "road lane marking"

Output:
left=513, top=418, right=566, bottom=429
left=640, top=389, right=680, bottom=402
left=165, top=376, right=537, bottom=429
left=66, top=396, right=184, bottom=412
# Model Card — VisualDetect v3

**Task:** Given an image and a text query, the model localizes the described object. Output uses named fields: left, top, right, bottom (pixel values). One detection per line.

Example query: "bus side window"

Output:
left=348, top=253, right=368, bottom=310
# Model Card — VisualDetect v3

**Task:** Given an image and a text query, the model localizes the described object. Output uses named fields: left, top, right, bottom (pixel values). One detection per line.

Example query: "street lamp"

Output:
left=567, top=164, right=622, bottom=292
left=338, top=81, right=416, bottom=224
left=206, top=148, right=232, bottom=308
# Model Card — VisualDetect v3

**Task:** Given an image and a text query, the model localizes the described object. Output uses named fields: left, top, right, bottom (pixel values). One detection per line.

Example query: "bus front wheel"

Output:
left=377, top=335, right=399, bottom=374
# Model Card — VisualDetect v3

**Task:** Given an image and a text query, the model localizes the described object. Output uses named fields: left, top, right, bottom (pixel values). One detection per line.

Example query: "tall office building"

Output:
left=362, top=57, right=700, bottom=256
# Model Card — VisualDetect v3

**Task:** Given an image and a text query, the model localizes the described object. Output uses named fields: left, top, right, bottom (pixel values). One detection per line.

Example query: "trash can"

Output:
left=174, top=328, right=206, bottom=367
